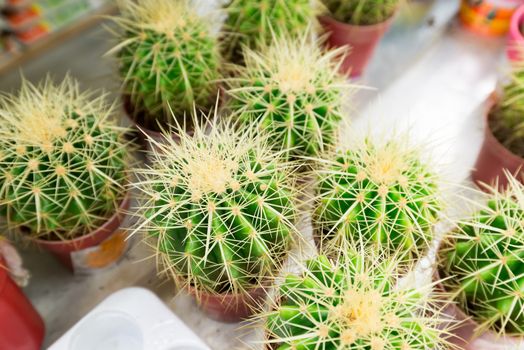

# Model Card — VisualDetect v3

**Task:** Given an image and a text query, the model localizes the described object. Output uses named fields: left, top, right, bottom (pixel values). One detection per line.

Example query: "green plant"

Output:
left=0, top=76, right=128, bottom=240
left=227, top=35, right=353, bottom=159
left=440, top=173, right=524, bottom=335
left=263, top=250, right=450, bottom=350
left=109, top=0, right=221, bottom=131
left=313, top=139, right=441, bottom=261
left=491, top=63, right=524, bottom=157
left=132, top=116, right=300, bottom=294
left=322, top=0, right=400, bottom=25
left=222, top=0, right=320, bottom=61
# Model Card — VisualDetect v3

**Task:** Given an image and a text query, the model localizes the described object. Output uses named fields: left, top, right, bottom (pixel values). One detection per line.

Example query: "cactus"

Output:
left=109, top=0, right=221, bottom=131
left=0, top=76, right=128, bottom=240
left=222, top=0, right=320, bottom=61
left=491, top=63, right=524, bottom=157
left=322, top=0, right=400, bottom=25
left=313, top=139, right=441, bottom=261
left=263, top=251, right=450, bottom=350
left=440, top=173, right=524, bottom=335
left=132, top=116, right=299, bottom=294
left=226, top=35, right=352, bottom=159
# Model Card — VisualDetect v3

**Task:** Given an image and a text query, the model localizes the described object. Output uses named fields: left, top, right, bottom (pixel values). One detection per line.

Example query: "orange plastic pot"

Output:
left=472, top=95, right=524, bottom=190
left=319, top=15, right=394, bottom=77
left=35, top=194, right=131, bottom=273
left=187, top=285, right=266, bottom=323
left=0, top=262, right=45, bottom=350
left=459, top=0, right=521, bottom=37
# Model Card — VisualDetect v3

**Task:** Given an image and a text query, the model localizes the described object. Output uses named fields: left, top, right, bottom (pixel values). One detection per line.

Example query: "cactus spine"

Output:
left=133, top=116, right=299, bottom=294
left=110, top=0, right=221, bottom=130
left=440, top=173, right=524, bottom=335
left=313, top=139, right=441, bottom=260
left=263, top=251, right=450, bottom=350
left=227, top=35, right=352, bottom=159
left=322, top=0, right=400, bottom=25
left=0, top=76, right=128, bottom=240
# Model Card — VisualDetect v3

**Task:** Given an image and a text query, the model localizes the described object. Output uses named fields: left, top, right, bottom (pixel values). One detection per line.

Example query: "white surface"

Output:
left=49, top=288, right=211, bottom=350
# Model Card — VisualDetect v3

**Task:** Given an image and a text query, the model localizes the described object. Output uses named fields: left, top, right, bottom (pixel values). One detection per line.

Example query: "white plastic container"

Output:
left=49, top=287, right=211, bottom=350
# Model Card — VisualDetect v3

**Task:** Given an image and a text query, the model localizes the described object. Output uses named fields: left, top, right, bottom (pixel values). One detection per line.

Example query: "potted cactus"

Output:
left=313, top=139, right=441, bottom=263
left=222, top=0, right=320, bottom=63
left=473, top=64, right=524, bottom=189
left=0, top=76, right=131, bottom=274
left=132, top=115, right=300, bottom=323
left=319, top=0, right=401, bottom=77
left=226, top=35, right=353, bottom=160
left=109, top=0, right=221, bottom=139
left=438, top=173, right=524, bottom=349
left=261, top=251, right=452, bottom=350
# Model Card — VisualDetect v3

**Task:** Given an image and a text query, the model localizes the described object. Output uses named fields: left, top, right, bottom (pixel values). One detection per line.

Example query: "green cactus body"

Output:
left=265, top=253, right=447, bottom=350
left=227, top=37, right=352, bottom=159
left=323, top=0, right=400, bottom=25
left=0, top=76, right=128, bottom=240
left=441, top=175, right=524, bottom=335
left=223, top=0, right=319, bottom=60
left=314, top=140, right=441, bottom=260
left=111, top=0, right=221, bottom=130
left=134, top=119, right=298, bottom=294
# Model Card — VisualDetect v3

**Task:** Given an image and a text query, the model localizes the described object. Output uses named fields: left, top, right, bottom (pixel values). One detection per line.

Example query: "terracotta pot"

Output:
left=0, top=261, right=45, bottom=350
left=508, top=4, right=524, bottom=62
left=472, top=94, right=524, bottom=190
left=319, top=15, right=394, bottom=78
left=459, top=0, right=521, bottom=37
left=35, top=194, right=131, bottom=274
left=187, top=285, right=266, bottom=323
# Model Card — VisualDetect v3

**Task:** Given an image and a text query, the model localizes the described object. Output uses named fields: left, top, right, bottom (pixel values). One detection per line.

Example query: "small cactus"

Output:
left=440, top=173, right=524, bottom=335
left=0, top=76, right=128, bottom=240
left=263, top=251, right=450, bottom=350
left=227, top=35, right=353, bottom=159
left=109, top=0, right=221, bottom=130
left=222, top=0, right=320, bottom=61
left=491, top=63, right=524, bottom=157
left=132, top=115, right=300, bottom=294
left=322, top=0, right=400, bottom=25
left=313, top=139, right=441, bottom=260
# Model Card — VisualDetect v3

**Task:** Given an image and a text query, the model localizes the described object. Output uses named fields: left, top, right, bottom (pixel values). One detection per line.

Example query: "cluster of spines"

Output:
left=227, top=34, right=352, bottom=159
left=132, top=116, right=300, bottom=294
left=440, top=173, right=524, bottom=335
left=110, top=0, right=221, bottom=129
left=0, top=75, right=128, bottom=239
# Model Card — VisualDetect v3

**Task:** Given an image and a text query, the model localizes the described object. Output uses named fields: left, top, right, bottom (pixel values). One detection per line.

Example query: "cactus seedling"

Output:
left=132, top=115, right=299, bottom=295
left=263, top=250, right=450, bottom=350
left=440, top=173, right=524, bottom=335
left=222, top=0, right=320, bottom=61
left=227, top=35, right=352, bottom=159
left=110, top=0, right=221, bottom=131
left=322, top=0, right=400, bottom=25
left=0, top=76, right=128, bottom=240
left=313, top=139, right=441, bottom=261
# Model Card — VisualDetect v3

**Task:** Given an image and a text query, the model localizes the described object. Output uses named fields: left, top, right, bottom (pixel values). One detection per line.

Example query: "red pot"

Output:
left=472, top=95, right=524, bottom=190
left=187, top=285, right=266, bottom=323
left=0, top=262, right=45, bottom=350
left=35, top=194, right=131, bottom=273
left=319, top=15, right=394, bottom=78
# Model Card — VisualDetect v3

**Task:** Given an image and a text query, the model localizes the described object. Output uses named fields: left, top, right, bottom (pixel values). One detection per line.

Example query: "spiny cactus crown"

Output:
left=491, top=63, right=524, bottom=157
left=322, top=0, right=400, bottom=25
left=222, top=0, right=320, bottom=60
left=227, top=35, right=352, bottom=159
left=263, top=251, right=449, bottom=350
left=313, top=139, right=441, bottom=261
left=110, top=0, right=221, bottom=130
left=440, top=174, right=524, bottom=335
left=133, top=116, right=299, bottom=294
left=0, top=76, right=128, bottom=240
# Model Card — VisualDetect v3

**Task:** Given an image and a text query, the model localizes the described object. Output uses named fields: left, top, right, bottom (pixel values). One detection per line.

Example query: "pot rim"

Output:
left=33, top=191, right=130, bottom=247
left=510, top=4, right=524, bottom=42
left=185, top=281, right=267, bottom=300
left=318, top=13, right=395, bottom=30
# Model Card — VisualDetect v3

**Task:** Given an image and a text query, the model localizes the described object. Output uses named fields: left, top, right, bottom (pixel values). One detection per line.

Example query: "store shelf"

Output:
left=0, top=3, right=117, bottom=75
